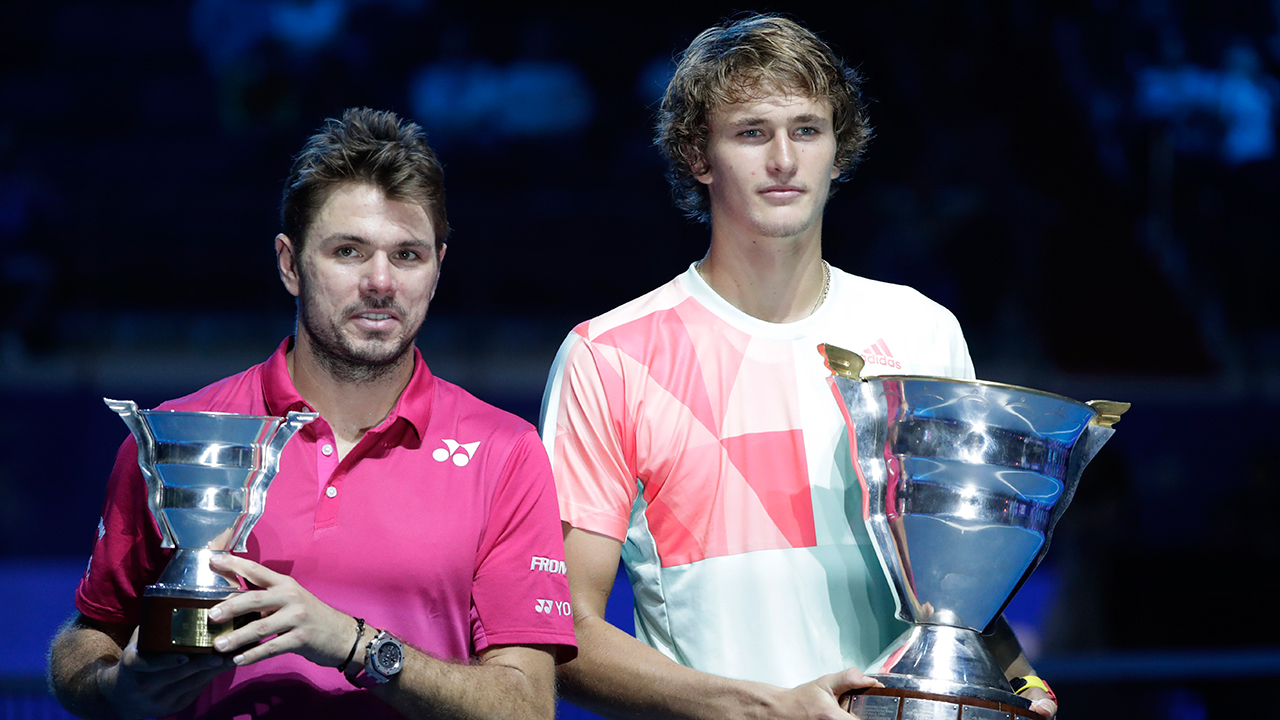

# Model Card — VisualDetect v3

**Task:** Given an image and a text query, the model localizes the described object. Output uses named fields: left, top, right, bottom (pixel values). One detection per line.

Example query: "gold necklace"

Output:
left=696, top=259, right=830, bottom=316
left=811, top=260, right=830, bottom=315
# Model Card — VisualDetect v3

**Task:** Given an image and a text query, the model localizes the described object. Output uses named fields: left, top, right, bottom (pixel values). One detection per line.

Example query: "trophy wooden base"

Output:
left=843, top=687, right=1041, bottom=720
left=139, top=595, right=258, bottom=654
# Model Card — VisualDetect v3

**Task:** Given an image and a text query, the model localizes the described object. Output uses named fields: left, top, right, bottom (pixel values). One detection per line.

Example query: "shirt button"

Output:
left=326, top=486, right=338, bottom=498
left=321, top=444, right=334, bottom=456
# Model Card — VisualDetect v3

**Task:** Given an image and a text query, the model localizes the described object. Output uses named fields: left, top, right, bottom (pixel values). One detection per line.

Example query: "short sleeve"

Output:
left=75, top=436, right=170, bottom=625
left=539, top=330, right=638, bottom=542
left=942, top=309, right=976, bottom=380
left=470, top=430, right=577, bottom=662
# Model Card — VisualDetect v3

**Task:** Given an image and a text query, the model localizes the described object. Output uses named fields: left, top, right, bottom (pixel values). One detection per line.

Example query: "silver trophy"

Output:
left=819, top=345, right=1128, bottom=720
left=105, top=399, right=317, bottom=653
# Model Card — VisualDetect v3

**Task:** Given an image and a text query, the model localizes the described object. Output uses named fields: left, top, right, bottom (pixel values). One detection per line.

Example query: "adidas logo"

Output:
left=861, top=339, right=903, bottom=370
left=433, top=439, right=480, bottom=466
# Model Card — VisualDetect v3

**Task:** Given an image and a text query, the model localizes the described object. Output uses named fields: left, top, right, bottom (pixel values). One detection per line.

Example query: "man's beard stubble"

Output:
left=296, top=279, right=420, bottom=385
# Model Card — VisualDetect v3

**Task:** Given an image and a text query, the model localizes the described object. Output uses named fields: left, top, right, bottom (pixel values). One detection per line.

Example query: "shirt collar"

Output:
left=262, top=337, right=436, bottom=440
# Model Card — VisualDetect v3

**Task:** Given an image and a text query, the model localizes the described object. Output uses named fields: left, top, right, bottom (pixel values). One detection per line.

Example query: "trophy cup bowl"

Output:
left=105, top=399, right=317, bottom=654
left=819, top=345, right=1128, bottom=720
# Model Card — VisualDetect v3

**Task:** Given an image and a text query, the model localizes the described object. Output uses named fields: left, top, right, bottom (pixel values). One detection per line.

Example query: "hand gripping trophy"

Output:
left=820, top=345, right=1128, bottom=720
left=105, top=399, right=317, bottom=654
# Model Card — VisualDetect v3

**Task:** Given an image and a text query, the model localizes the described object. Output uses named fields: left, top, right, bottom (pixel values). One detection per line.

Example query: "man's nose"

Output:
left=361, top=252, right=394, bottom=295
left=767, top=134, right=798, bottom=176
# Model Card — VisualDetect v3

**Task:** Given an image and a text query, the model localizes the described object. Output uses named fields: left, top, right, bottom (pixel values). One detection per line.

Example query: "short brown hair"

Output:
left=656, top=14, right=871, bottom=223
left=282, top=107, right=448, bottom=251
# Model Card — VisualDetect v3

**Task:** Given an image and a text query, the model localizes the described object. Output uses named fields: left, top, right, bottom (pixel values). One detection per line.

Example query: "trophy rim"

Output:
left=857, top=372, right=1097, bottom=413
left=137, top=408, right=292, bottom=422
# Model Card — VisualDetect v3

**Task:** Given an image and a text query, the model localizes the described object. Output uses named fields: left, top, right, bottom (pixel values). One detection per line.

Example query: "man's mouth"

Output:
left=349, top=308, right=402, bottom=331
left=759, top=185, right=805, bottom=198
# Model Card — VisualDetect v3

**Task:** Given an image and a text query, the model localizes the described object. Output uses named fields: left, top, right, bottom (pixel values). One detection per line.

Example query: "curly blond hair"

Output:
left=656, top=14, right=871, bottom=223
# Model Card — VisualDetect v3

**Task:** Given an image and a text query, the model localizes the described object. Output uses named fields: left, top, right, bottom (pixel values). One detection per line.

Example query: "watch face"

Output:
left=373, top=637, right=404, bottom=675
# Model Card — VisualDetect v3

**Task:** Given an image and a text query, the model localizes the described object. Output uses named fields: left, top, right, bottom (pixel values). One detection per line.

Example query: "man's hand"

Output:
left=100, top=627, right=229, bottom=719
left=1022, top=688, right=1057, bottom=719
left=206, top=554, right=355, bottom=667
left=773, top=667, right=882, bottom=720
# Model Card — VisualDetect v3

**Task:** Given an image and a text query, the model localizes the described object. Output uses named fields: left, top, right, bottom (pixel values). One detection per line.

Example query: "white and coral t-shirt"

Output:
left=540, top=263, right=974, bottom=687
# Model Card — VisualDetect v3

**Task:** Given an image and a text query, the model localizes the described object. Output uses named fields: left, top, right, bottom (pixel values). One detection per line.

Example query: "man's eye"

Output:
left=796, top=127, right=819, bottom=137
left=336, top=247, right=358, bottom=258
left=740, top=129, right=762, bottom=138
left=396, top=250, right=419, bottom=261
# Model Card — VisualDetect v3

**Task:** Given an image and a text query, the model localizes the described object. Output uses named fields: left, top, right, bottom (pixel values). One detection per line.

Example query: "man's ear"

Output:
left=430, top=242, right=447, bottom=300
left=276, top=233, right=301, bottom=298
left=690, top=150, right=713, bottom=186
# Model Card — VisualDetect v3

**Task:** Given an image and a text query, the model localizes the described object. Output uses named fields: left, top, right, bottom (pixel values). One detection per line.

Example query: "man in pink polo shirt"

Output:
left=49, top=108, right=576, bottom=720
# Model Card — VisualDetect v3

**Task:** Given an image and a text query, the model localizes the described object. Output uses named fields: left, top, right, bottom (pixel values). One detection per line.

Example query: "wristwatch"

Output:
left=348, top=630, right=404, bottom=688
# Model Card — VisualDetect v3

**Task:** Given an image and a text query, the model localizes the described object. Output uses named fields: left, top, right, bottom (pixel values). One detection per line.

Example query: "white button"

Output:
left=325, top=486, right=337, bottom=498
left=321, top=444, right=334, bottom=456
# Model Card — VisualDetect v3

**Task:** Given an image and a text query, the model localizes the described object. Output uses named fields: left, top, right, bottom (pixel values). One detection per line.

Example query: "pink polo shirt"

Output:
left=77, top=339, right=575, bottom=719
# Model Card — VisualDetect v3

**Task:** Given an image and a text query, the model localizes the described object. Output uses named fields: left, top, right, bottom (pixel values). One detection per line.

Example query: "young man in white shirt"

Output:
left=541, top=14, right=1057, bottom=720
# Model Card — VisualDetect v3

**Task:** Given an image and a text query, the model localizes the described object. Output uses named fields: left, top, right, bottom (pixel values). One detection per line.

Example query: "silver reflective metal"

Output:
left=105, top=399, right=317, bottom=599
left=847, top=694, right=901, bottom=720
left=821, top=345, right=1127, bottom=710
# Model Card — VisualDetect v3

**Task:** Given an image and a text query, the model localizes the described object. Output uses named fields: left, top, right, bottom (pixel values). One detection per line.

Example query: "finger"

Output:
left=1031, top=698, right=1057, bottom=719
left=133, top=654, right=227, bottom=689
left=210, top=612, right=287, bottom=656
left=209, top=588, right=280, bottom=624
left=825, top=667, right=883, bottom=695
left=208, top=554, right=284, bottom=588
left=121, top=642, right=191, bottom=673
left=228, top=633, right=298, bottom=667
left=214, top=596, right=318, bottom=655
left=119, top=628, right=190, bottom=673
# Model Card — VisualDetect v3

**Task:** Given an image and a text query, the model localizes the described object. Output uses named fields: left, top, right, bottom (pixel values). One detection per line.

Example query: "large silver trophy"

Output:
left=105, top=399, right=317, bottom=653
left=820, top=345, right=1128, bottom=720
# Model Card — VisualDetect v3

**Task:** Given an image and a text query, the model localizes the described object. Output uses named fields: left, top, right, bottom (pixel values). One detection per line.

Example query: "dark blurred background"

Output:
left=3, top=1, right=1277, bottom=718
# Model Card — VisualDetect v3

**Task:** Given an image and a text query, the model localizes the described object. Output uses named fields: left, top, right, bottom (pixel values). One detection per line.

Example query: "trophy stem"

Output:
left=139, top=549, right=256, bottom=654
left=867, top=625, right=1030, bottom=708
left=149, top=549, right=242, bottom=596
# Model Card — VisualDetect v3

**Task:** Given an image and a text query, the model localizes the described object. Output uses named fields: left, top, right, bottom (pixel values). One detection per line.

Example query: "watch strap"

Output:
left=1011, top=675, right=1056, bottom=703
left=347, top=629, right=402, bottom=688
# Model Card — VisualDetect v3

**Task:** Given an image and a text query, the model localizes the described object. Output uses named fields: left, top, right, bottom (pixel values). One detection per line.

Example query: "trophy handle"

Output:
left=819, top=343, right=866, bottom=381
left=104, top=398, right=178, bottom=550
left=820, top=346, right=919, bottom=625
left=229, top=410, right=318, bottom=552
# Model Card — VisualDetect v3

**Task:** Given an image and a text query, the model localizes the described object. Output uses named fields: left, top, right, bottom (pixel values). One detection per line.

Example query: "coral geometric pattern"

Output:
left=576, top=296, right=815, bottom=567
left=541, top=264, right=977, bottom=685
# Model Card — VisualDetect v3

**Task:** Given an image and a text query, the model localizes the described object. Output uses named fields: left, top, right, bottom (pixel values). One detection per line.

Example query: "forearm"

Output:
left=559, top=614, right=780, bottom=720
left=48, top=620, right=125, bottom=720
left=984, top=615, right=1036, bottom=679
left=984, top=616, right=1056, bottom=717
left=371, top=645, right=554, bottom=720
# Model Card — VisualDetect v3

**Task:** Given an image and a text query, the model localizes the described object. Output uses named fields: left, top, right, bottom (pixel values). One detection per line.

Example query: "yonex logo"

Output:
left=861, top=339, right=902, bottom=370
left=530, top=556, right=568, bottom=574
left=534, top=599, right=572, bottom=616
left=433, top=439, right=480, bottom=466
